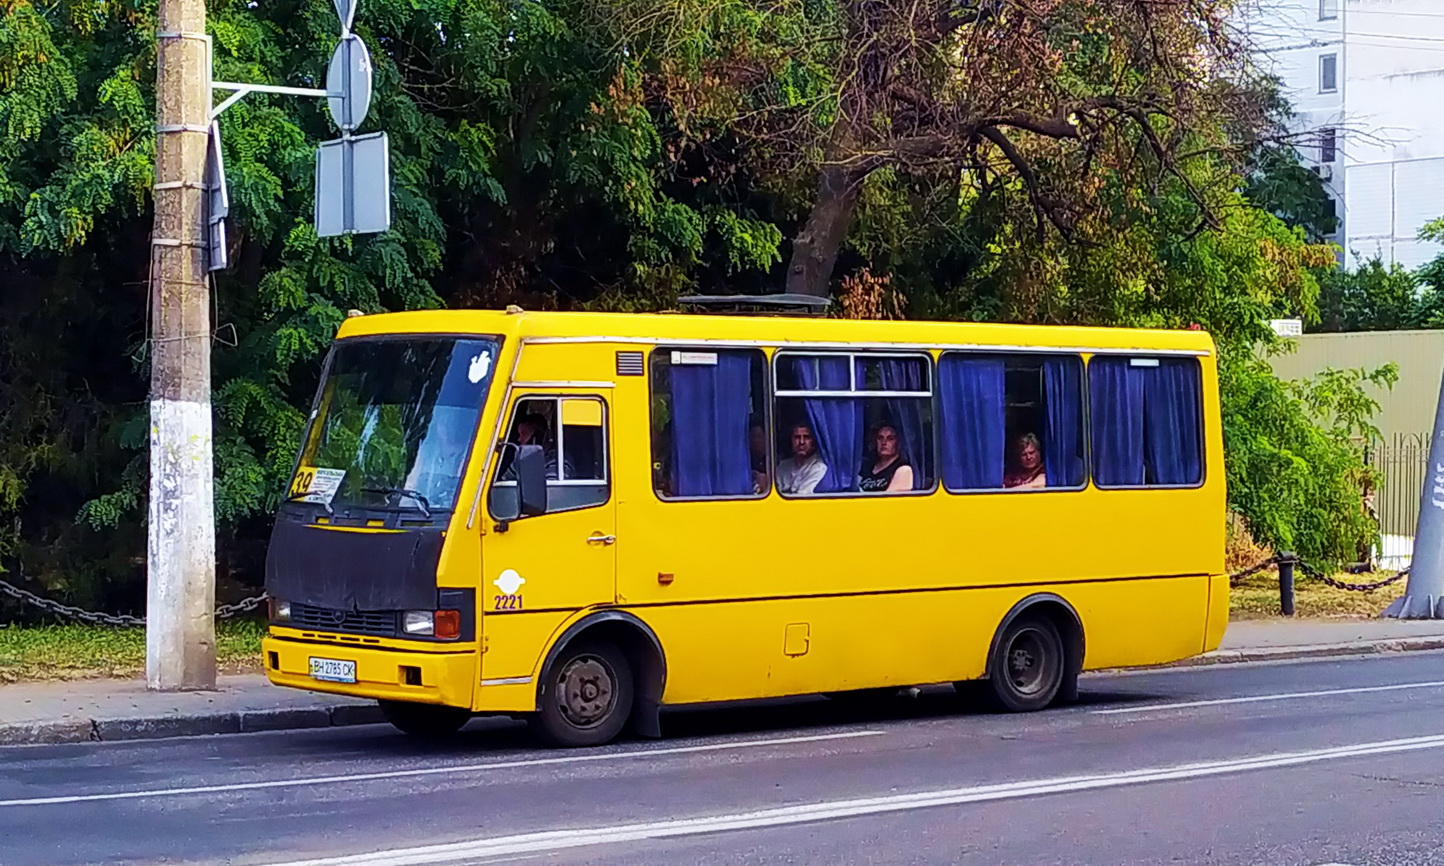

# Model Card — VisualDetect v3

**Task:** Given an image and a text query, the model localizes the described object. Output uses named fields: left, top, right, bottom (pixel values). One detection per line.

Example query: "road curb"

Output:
left=1170, top=636, right=1444, bottom=668
left=0, top=701, right=384, bottom=747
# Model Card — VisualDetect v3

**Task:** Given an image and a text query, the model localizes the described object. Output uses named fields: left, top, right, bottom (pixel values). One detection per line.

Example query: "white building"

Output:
left=1240, top=0, right=1444, bottom=268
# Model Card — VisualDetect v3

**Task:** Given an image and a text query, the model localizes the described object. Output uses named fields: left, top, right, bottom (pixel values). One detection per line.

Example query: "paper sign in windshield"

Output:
left=291, top=467, right=346, bottom=504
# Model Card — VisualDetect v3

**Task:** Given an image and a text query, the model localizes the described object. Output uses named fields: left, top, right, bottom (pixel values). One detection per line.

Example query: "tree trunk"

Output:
left=785, top=163, right=867, bottom=298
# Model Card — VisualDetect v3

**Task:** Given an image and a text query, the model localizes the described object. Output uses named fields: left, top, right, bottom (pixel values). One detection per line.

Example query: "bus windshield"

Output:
left=292, top=336, right=501, bottom=513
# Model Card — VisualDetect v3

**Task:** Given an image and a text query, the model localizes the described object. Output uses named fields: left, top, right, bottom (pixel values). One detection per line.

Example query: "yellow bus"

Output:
left=263, top=307, right=1227, bottom=746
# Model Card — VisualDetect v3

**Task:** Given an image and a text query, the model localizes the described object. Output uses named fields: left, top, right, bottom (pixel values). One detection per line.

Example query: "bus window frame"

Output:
left=770, top=348, right=939, bottom=500
left=487, top=393, right=613, bottom=518
left=648, top=346, right=773, bottom=503
left=937, top=349, right=1091, bottom=496
left=1086, top=354, right=1207, bottom=492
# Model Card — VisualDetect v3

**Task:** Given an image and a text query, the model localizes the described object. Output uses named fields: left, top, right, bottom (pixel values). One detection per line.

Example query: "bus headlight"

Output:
left=402, top=611, right=435, bottom=636
left=270, top=599, right=292, bottom=623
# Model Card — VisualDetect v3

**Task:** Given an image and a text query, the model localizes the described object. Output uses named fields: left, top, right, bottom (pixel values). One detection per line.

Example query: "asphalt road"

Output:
left=6, top=653, right=1444, bottom=866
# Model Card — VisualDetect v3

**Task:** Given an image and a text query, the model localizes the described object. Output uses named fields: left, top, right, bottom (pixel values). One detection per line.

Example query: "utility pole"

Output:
left=1386, top=372, right=1444, bottom=619
left=148, top=0, right=217, bottom=689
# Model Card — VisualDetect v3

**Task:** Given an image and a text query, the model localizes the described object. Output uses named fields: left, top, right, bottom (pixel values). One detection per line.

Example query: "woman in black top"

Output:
left=859, top=424, right=914, bottom=493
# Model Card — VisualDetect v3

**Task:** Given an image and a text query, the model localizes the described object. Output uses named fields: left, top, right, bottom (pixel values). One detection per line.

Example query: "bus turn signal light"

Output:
left=435, top=610, right=461, bottom=640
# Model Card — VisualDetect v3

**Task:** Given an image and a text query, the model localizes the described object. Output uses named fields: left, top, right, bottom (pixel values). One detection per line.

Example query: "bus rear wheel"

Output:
left=378, top=700, right=471, bottom=737
left=979, top=615, right=1065, bottom=712
left=529, top=641, right=633, bottom=748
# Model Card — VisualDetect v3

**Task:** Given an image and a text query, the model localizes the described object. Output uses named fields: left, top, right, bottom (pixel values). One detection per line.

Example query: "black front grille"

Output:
left=290, top=604, right=398, bottom=637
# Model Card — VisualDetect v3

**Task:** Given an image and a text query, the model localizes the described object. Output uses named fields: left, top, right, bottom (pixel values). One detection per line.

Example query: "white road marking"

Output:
left=0, top=730, right=882, bottom=809
left=1093, top=679, right=1444, bottom=715
left=259, top=732, right=1444, bottom=866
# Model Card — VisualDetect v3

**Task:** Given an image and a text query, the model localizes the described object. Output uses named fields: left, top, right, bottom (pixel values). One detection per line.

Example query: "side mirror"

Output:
left=514, top=444, right=548, bottom=517
left=489, top=443, right=548, bottom=527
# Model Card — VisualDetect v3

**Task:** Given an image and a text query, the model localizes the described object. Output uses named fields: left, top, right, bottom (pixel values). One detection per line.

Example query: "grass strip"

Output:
left=0, top=619, right=264, bottom=683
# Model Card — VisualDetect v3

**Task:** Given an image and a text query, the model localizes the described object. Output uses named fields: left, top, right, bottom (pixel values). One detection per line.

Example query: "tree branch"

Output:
left=980, top=126, right=1072, bottom=240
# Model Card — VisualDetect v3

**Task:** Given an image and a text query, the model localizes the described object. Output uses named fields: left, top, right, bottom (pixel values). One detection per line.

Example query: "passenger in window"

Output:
left=776, top=423, right=827, bottom=495
left=749, top=419, right=770, bottom=494
left=1003, top=432, right=1046, bottom=490
left=859, top=424, right=914, bottom=493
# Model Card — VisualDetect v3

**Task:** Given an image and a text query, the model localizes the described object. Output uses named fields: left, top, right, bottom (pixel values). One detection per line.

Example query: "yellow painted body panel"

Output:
left=266, top=309, right=1226, bottom=715
left=1205, top=573, right=1231, bottom=653
left=642, top=576, right=1209, bottom=703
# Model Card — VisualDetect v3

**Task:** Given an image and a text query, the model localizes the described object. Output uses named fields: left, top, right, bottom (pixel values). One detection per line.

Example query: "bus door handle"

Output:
left=587, top=533, right=616, bottom=546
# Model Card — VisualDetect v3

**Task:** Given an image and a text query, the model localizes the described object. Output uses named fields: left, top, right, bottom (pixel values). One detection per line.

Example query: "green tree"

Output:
left=1414, top=217, right=1444, bottom=327
left=1244, top=144, right=1338, bottom=243
left=1313, top=256, right=1420, bottom=333
left=610, top=0, right=1272, bottom=297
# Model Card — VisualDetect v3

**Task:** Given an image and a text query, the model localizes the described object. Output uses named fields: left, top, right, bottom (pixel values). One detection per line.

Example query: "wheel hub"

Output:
left=1006, top=630, right=1049, bottom=695
left=558, top=656, right=616, bottom=728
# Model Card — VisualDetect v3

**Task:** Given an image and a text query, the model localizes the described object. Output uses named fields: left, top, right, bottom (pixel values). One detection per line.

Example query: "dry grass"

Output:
left=0, top=620, right=264, bottom=683
left=1225, top=514, right=1274, bottom=573
left=1224, top=514, right=1404, bottom=619
left=1230, top=567, right=1406, bottom=619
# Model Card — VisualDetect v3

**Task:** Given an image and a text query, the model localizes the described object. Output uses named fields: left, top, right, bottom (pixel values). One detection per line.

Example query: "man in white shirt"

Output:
left=775, top=423, right=827, bottom=495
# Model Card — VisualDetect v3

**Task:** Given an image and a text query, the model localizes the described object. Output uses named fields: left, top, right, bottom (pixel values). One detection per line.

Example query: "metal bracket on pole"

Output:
left=211, top=82, right=338, bottom=119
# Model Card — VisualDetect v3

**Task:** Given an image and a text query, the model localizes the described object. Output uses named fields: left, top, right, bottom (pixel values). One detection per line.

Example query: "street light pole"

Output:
left=147, top=0, right=217, bottom=688
left=1386, top=372, right=1444, bottom=619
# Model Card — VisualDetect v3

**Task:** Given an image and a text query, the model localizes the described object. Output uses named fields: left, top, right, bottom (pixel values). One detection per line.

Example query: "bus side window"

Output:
left=489, top=396, right=610, bottom=517
left=937, top=353, right=1085, bottom=492
left=773, top=352, right=934, bottom=496
left=650, top=348, right=768, bottom=500
left=1088, top=357, right=1203, bottom=488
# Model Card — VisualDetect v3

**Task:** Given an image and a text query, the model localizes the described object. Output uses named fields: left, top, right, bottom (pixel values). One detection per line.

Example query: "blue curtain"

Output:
left=877, top=358, right=929, bottom=489
left=1089, top=358, right=1146, bottom=486
left=938, top=356, right=1005, bottom=490
left=670, top=353, right=754, bottom=496
left=1144, top=360, right=1203, bottom=485
left=794, top=356, right=862, bottom=493
left=1042, top=357, right=1084, bottom=488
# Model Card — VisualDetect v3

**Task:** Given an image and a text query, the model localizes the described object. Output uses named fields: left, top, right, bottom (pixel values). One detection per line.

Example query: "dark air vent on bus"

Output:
left=616, top=351, right=645, bottom=376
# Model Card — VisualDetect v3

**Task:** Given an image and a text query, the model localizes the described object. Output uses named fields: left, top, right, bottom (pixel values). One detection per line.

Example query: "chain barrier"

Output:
left=0, top=576, right=266, bottom=626
left=1293, top=559, right=1409, bottom=593
left=1228, top=555, right=1280, bottom=587
left=1228, top=555, right=1410, bottom=593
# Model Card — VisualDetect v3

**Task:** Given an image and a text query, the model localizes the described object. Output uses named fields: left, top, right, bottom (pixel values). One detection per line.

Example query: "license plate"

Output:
left=309, top=657, right=357, bottom=683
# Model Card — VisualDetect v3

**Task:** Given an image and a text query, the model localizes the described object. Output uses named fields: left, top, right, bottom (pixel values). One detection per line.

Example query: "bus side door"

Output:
left=480, top=392, right=616, bottom=617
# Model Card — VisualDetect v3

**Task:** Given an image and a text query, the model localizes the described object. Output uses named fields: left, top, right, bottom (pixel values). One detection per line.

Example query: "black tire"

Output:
left=979, top=615, right=1065, bottom=712
left=529, top=641, right=634, bottom=748
left=378, top=700, right=471, bottom=737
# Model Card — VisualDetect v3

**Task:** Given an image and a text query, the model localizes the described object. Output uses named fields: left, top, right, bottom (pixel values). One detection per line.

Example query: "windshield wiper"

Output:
left=283, top=491, right=333, bottom=515
left=361, top=487, right=433, bottom=518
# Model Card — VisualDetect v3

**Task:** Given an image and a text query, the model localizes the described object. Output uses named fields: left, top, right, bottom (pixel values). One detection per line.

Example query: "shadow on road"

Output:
left=280, top=683, right=1174, bottom=761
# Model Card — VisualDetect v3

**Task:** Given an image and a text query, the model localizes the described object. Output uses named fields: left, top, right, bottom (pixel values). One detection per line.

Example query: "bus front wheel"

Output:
left=979, top=615, right=1065, bottom=712
left=530, top=641, right=634, bottom=748
left=378, top=700, right=471, bottom=737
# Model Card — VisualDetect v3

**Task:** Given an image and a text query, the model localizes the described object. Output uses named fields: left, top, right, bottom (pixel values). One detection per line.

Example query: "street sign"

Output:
left=314, top=131, right=390, bottom=237
left=326, top=35, right=372, bottom=132
left=332, top=0, right=357, bottom=33
left=205, top=121, right=229, bottom=271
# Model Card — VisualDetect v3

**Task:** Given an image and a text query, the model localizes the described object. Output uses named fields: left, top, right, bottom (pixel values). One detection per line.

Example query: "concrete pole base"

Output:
left=1383, top=594, right=1444, bottom=619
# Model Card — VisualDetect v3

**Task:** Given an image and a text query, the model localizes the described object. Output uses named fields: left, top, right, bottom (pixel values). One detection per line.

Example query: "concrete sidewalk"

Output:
left=0, top=674, right=380, bottom=746
left=1189, top=617, right=1444, bottom=666
left=5, top=618, right=1444, bottom=747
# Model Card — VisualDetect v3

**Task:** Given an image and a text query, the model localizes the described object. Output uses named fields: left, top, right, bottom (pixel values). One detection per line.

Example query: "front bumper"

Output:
left=263, top=634, right=477, bottom=709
